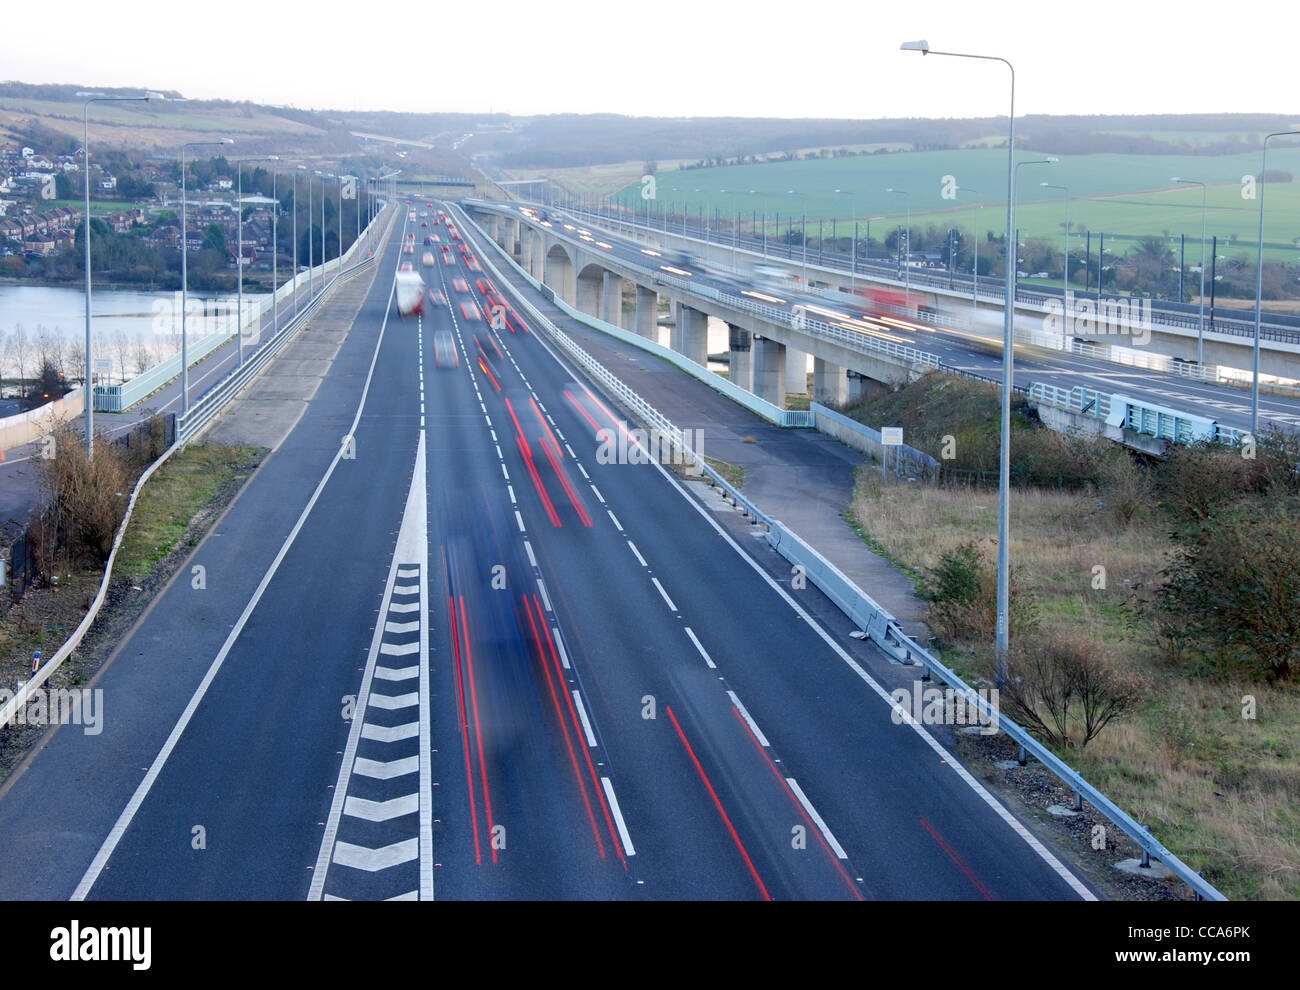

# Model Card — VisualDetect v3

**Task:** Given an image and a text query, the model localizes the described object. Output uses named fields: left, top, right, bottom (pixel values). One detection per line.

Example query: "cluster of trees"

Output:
left=0, top=323, right=158, bottom=393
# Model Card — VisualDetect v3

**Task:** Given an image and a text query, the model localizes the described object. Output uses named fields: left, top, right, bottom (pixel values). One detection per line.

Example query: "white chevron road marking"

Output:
left=344, top=793, right=419, bottom=822
left=368, top=692, right=418, bottom=711
left=332, top=838, right=418, bottom=872
left=361, top=721, right=419, bottom=743
left=353, top=755, right=420, bottom=780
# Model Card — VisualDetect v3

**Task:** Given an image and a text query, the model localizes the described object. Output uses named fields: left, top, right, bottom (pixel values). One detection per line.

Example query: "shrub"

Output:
left=996, top=631, right=1146, bottom=750
left=1155, top=498, right=1300, bottom=681
left=34, top=422, right=132, bottom=567
left=925, top=540, right=1038, bottom=643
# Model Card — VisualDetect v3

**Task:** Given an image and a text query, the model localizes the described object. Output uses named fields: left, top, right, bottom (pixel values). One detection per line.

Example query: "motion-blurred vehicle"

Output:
left=396, top=269, right=425, bottom=317
left=422, top=251, right=435, bottom=266
left=432, top=330, right=457, bottom=367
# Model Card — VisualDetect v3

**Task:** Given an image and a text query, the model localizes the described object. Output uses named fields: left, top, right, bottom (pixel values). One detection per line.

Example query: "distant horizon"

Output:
left=4, top=81, right=1299, bottom=125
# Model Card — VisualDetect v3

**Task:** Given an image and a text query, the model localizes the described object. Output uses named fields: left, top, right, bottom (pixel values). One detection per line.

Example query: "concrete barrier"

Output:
left=0, top=387, right=86, bottom=456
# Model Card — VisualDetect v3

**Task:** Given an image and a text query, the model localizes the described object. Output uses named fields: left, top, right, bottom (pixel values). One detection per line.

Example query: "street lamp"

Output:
left=180, top=137, right=235, bottom=415
left=234, top=155, right=278, bottom=367
left=77, top=90, right=154, bottom=458
left=1250, top=131, right=1300, bottom=436
left=902, top=38, right=1021, bottom=679
left=1172, top=177, right=1207, bottom=368
left=1041, top=181, right=1071, bottom=349
left=886, top=188, right=910, bottom=296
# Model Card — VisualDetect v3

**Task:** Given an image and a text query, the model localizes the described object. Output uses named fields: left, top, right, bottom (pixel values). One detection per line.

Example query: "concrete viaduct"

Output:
left=465, top=203, right=934, bottom=409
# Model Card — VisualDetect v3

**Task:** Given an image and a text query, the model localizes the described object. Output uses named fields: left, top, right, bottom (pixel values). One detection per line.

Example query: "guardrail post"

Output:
left=1017, top=743, right=1028, bottom=766
left=1073, top=790, right=1083, bottom=812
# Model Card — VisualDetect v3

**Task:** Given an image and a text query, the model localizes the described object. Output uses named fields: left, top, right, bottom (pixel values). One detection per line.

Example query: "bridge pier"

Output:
left=672, top=302, right=709, bottom=366
left=603, top=271, right=625, bottom=326
left=520, top=228, right=532, bottom=271
left=506, top=217, right=520, bottom=255
left=577, top=269, right=602, bottom=316
left=530, top=230, right=545, bottom=281
left=635, top=284, right=658, bottom=339
left=752, top=335, right=787, bottom=407
left=813, top=356, right=847, bottom=406
left=728, top=324, right=752, bottom=391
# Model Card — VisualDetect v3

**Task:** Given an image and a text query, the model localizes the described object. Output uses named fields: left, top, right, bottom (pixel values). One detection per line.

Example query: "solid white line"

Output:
left=727, top=690, right=769, bottom=747
left=627, top=541, right=647, bottom=567
left=601, top=778, right=636, bottom=857
left=684, top=626, right=716, bottom=669
left=73, top=250, right=405, bottom=903
left=551, top=627, right=570, bottom=669
left=786, top=778, right=848, bottom=859
left=651, top=577, right=677, bottom=612
left=642, top=432, right=1097, bottom=900
left=607, top=510, right=623, bottom=531
left=499, top=269, right=1096, bottom=900
left=571, top=691, right=597, bottom=747
left=524, top=541, right=537, bottom=567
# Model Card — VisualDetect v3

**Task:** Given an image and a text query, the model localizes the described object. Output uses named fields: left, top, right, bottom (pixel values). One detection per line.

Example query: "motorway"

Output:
left=0, top=203, right=1099, bottom=900
left=500, top=202, right=1300, bottom=436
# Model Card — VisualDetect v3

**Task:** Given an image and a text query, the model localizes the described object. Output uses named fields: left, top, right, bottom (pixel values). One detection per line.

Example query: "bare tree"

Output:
left=12, top=324, right=30, bottom=391
left=0, top=330, right=10, bottom=390
left=132, top=332, right=153, bottom=375
left=111, top=329, right=130, bottom=384
left=66, top=337, right=86, bottom=387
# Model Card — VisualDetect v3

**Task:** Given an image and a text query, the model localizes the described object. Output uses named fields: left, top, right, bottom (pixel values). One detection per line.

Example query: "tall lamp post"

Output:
left=77, top=90, right=154, bottom=458
left=1171, top=177, right=1208, bottom=368
left=902, top=39, right=1023, bottom=679
left=180, top=137, right=235, bottom=415
left=1040, top=181, right=1071, bottom=349
left=886, top=188, right=911, bottom=296
left=234, top=156, right=278, bottom=367
left=1249, top=131, right=1300, bottom=436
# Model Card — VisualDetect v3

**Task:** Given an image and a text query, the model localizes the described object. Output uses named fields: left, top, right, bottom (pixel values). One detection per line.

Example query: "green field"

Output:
left=609, top=147, right=1300, bottom=261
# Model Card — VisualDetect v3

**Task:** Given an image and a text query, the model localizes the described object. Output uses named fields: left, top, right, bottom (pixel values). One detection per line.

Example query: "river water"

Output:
left=0, top=283, right=271, bottom=381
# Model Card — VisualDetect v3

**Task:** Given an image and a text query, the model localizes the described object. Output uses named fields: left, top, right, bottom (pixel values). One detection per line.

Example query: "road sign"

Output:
left=881, top=427, right=903, bottom=446
left=94, top=359, right=111, bottom=371
left=32, top=650, right=40, bottom=673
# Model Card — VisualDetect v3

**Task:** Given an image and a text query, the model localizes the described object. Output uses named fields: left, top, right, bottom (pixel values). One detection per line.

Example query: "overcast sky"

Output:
left=11, top=0, right=1295, bottom=121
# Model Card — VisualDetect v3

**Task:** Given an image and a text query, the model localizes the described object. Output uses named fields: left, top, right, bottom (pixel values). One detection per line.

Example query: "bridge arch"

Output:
left=543, top=242, right=576, bottom=305
left=576, top=261, right=608, bottom=317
